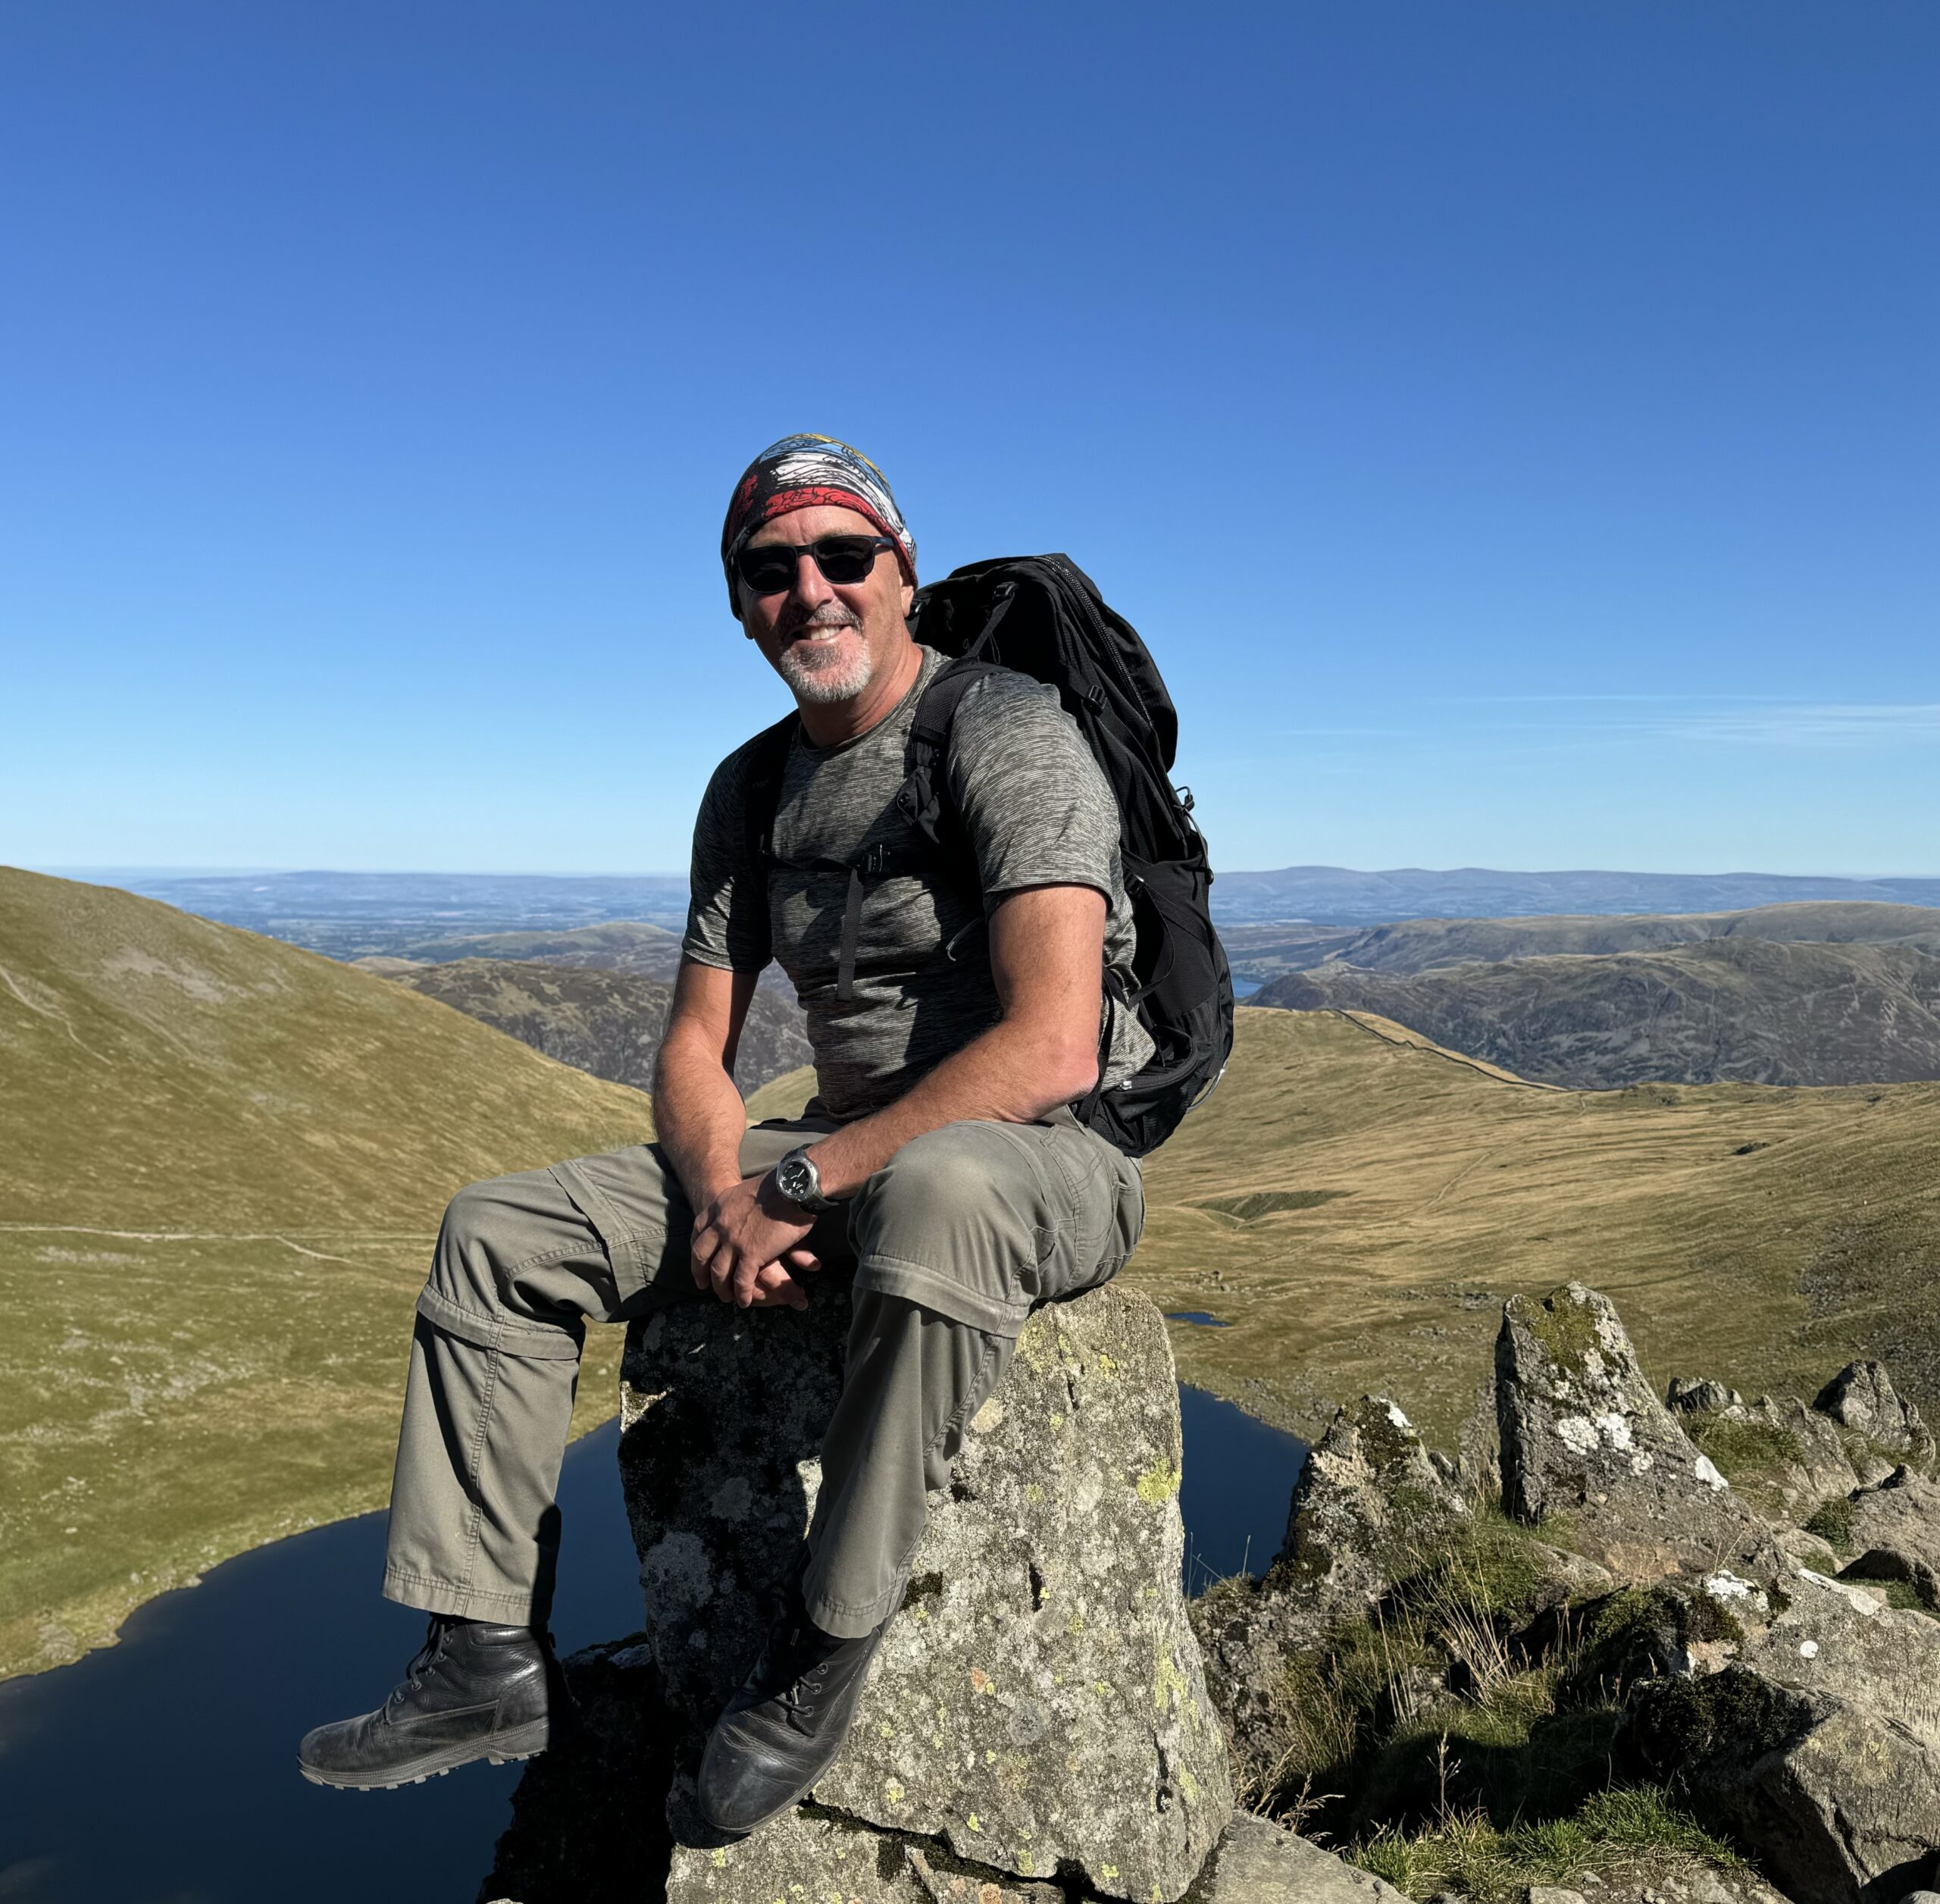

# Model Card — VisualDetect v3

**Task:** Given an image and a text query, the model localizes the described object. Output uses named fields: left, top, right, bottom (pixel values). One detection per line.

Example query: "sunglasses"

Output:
left=734, top=534, right=898, bottom=595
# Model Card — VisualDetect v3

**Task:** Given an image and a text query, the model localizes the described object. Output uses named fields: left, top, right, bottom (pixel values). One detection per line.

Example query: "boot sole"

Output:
left=298, top=1718, right=552, bottom=1791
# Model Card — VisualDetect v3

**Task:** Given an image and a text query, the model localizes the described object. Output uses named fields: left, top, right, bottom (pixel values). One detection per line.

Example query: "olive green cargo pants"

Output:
left=381, top=1110, right=1144, bottom=1640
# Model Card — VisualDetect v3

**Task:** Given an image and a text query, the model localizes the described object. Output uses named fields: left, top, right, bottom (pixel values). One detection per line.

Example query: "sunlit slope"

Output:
left=1131, top=1007, right=1940, bottom=1446
left=0, top=868, right=655, bottom=1681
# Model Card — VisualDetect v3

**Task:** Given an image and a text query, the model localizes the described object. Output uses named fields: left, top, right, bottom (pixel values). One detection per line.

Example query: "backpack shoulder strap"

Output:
left=740, top=711, right=799, bottom=868
left=896, top=657, right=1006, bottom=847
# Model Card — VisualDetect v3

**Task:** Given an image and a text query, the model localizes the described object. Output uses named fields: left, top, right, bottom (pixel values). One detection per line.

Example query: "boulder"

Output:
left=1190, top=1395, right=1466, bottom=1793
left=620, top=1282, right=1233, bottom=1904
left=662, top=1809, right=1411, bottom=1904
left=1624, top=1667, right=1940, bottom=1904
left=1178, top=1812, right=1412, bottom=1903
left=1495, top=1284, right=1782, bottom=1579
left=1813, top=1362, right=1937, bottom=1475
left=1274, top=1396, right=1469, bottom=1636
left=1667, top=1378, right=1744, bottom=1415
left=1837, top=1466, right=1940, bottom=1611
left=1620, top=1567, right=1940, bottom=1904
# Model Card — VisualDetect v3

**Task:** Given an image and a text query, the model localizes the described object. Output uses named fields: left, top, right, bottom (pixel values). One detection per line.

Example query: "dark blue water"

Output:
left=1231, top=976, right=1263, bottom=998
left=0, top=1395, right=1305, bottom=1903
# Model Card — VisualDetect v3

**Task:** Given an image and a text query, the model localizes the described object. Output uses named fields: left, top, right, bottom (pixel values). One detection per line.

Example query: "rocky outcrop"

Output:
left=1837, top=1466, right=1940, bottom=1610
left=1191, top=1396, right=1466, bottom=1782
left=1813, top=1361, right=1937, bottom=1474
left=619, top=1283, right=1233, bottom=1904
left=1496, top=1283, right=1782, bottom=1579
left=1275, top=1396, right=1469, bottom=1635
left=1626, top=1661, right=1940, bottom=1904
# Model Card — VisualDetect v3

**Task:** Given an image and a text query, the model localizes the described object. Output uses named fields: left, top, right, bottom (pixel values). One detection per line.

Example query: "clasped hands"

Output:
left=689, top=1170, right=821, bottom=1311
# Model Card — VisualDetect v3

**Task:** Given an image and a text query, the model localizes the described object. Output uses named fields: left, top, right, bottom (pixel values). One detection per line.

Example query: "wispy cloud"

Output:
left=1293, top=696, right=1940, bottom=750
left=1621, top=702, right=1940, bottom=747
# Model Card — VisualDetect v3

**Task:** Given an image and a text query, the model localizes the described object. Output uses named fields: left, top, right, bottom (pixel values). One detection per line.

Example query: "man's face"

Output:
left=735, top=503, right=916, bottom=706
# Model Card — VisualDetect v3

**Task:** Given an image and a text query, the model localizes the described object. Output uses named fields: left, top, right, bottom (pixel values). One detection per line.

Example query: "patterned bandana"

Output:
left=720, top=434, right=917, bottom=609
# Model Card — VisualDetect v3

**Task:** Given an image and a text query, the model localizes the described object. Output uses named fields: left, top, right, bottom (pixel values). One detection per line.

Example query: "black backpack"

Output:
left=744, top=553, right=1234, bottom=1157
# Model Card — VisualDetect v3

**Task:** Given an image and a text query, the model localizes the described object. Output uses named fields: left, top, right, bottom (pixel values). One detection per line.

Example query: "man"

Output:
left=299, top=435, right=1153, bottom=1835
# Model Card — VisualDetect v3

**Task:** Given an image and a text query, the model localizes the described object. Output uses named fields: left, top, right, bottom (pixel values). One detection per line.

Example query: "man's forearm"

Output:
left=803, top=1012, right=1097, bottom=1201
left=652, top=1035, right=752, bottom=1212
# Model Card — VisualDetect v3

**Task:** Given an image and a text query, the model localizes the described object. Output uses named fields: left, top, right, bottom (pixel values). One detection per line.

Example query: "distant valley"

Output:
left=1210, top=864, right=1940, bottom=925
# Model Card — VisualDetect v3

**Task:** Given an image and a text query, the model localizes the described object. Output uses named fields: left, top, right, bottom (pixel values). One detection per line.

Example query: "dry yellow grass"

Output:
left=1133, top=1007, right=1940, bottom=1442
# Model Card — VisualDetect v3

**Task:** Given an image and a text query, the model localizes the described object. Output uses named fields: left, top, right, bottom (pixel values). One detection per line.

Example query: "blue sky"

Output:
left=4, top=2, right=1935, bottom=877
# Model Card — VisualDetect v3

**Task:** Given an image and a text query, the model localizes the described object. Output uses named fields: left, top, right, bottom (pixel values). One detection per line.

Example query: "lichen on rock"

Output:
left=1495, top=1283, right=1783, bottom=1580
left=619, top=1282, right=1232, bottom=1904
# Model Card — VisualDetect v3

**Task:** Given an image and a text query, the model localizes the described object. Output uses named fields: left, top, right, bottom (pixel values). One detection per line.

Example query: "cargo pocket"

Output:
left=548, top=1151, right=668, bottom=1302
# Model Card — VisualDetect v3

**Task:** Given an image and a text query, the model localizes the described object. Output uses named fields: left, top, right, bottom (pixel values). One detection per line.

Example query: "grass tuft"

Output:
left=1350, top=1782, right=1741, bottom=1902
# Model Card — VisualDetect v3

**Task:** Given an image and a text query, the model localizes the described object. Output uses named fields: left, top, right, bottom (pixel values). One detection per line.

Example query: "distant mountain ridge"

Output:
left=1235, top=900, right=1940, bottom=981
left=1212, top=866, right=1940, bottom=925
left=1252, top=935, right=1940, bottom=1088
left=368, top=956, right=812, bottom=1095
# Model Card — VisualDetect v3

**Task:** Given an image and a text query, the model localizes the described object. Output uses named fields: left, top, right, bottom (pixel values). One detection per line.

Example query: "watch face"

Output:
left=778, top=1155, right=813, bottom=1203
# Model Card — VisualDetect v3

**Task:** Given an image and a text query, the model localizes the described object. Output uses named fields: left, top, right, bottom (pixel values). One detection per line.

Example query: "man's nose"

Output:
left=787, top=550, right=837, bottom=608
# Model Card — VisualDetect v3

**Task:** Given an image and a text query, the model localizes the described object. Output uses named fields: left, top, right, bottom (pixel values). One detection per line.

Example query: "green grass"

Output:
left=1350, top=1783, right=1742, bottom=1902
left=1, top=868, right=657, bottom=1681
left=1803, top=1496, right=1857, bottom=1555
left=1684, top=1414, right=1804, bottom=1481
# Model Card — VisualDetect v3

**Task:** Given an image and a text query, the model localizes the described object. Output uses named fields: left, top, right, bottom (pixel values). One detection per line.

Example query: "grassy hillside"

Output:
left=1251, top=935, right=1940, bottom=1087
left=0, top=869, right=658, bottom=1682
left=1133, top=1008, right=1940, bottom=1444
left=369, top=956, right=812, bottom=1094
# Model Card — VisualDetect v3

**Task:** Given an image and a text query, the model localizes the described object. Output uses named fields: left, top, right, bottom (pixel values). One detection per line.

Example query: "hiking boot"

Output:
left=696, top=1570, right=890, bottom=1834
left=298, top=1615, right=563, bottom=1790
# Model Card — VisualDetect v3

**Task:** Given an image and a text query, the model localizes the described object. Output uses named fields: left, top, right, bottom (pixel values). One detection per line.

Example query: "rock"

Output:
left=1178, top=1812, right=1413, bottom=1902
left=1619, top=1565, right=1940, bottom=1904
left=1836, top=1466, right=1940, bottom=1611
left=619, top=1282, right=1232, bottom=1904
left=1735, top=1565, right=1940, bottom=1738
left=1624, top=1666, right=1940, bottom=1904
left=1525, top=1888, right=1590, bottom=1904
left=1667, top=1379, right=1743, bottom=1415
left=662, top=1805, right=1065, bottom=1904
left=476, top=1634, right=677, bottom=1902
left=1814, top=1363, right=1937, bottom=1475
left=1495, top=1284, right=1782, bottom=1580
left=663, top=1809, right=1414, bottom=1904
left=1272, top=1395, right=1469, bottom=1636
left=1575, top=1867, right=1793, bottom=1904
left=1190, top=1395, right=1468, bottom=1800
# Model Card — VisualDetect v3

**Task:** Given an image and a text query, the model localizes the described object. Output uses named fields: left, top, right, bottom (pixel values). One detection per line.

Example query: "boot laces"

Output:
left=386, top=1614, right=458, bottom=1715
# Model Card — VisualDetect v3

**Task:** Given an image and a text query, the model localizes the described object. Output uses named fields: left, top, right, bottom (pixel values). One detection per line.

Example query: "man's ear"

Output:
left=899, top=579, right=915, bottom=617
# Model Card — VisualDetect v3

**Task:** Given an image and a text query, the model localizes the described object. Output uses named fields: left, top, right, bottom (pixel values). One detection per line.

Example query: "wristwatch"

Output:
left=771, top=1145, right=842, bottom=1215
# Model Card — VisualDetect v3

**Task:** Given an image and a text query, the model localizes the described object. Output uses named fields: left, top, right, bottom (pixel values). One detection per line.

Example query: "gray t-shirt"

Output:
left=683, top=645, right=1155, bottom=1120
